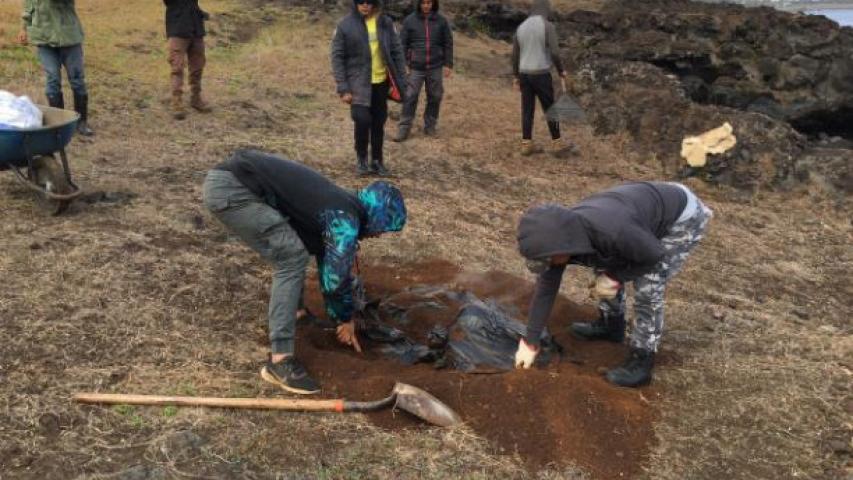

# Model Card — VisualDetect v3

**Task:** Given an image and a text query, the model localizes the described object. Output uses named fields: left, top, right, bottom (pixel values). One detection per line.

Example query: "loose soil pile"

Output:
left=297, top=260, right=656, bottom=479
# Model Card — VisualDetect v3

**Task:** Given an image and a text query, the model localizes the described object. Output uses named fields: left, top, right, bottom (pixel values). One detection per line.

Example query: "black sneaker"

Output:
left=356, top=156, right=370, bottom=176
left=260, top=356, right=320, bottom=395
left=370, top=160, right=390, bottom=177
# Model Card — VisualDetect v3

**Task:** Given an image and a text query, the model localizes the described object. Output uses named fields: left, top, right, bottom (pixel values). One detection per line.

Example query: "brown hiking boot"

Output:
left=521, top=140, right=541, bottom=156
left=171, top=93, right=186, bottom=120
left=190, top=92, right=212, bottom=113
left=551, top=138, right=578, bottom=158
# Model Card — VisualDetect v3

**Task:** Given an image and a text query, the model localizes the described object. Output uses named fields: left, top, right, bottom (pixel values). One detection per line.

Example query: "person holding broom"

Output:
left=512, top=0, right=575, bottom=157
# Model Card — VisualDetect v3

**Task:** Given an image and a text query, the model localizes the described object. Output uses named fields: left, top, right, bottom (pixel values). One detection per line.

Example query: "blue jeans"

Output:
left=37, top=44, right=87, bottom=98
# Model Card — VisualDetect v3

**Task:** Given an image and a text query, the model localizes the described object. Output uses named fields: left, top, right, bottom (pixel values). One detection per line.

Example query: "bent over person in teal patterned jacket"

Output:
left=203, top=149, right=407, bottom=394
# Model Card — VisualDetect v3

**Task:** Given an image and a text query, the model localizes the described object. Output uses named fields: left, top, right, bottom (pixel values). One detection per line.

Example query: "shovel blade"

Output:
left=392, top=383, right=462, bottom=427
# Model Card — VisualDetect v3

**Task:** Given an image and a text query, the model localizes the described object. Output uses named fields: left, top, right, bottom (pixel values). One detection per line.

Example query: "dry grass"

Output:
left=0, top=0, right=851, bottom=478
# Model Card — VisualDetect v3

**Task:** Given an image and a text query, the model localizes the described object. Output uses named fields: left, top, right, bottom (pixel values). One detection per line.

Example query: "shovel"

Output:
left=546, top=77, right=586, bottom=123
left=73, top=382, right=462, bottom=428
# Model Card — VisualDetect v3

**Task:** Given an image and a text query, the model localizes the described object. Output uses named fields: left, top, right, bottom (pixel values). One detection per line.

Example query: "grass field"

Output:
left=0, top=0, right=850, bottom=478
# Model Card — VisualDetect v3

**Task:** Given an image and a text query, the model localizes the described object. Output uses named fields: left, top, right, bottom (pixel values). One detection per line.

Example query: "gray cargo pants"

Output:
left=599, top=193, right=713, bottom=352
left=399, top=67, right=444, bottom=132
left=202, top=169, right=309, bottom=355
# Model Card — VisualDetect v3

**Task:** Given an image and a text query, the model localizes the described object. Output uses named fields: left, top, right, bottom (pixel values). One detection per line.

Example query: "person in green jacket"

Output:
left=18, top=0, right=93, bottom=136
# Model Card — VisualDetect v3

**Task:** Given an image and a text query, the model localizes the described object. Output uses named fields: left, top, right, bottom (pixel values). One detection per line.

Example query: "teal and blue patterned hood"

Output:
left=358, top=181, right=407, bottom=235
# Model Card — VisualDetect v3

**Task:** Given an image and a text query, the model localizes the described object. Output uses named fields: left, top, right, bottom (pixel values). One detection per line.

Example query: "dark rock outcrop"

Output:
left=432, top=0, right=852, bottom=195
left=562, top=0, right=853, bottom=141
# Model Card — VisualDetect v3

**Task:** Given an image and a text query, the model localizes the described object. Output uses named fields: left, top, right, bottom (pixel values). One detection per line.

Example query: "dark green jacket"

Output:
left=22, top=0, right=84, bottom=47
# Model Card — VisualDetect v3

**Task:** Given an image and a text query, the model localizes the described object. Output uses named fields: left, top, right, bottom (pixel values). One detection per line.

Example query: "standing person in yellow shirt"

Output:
left=331, top=0, right=407, bottom=176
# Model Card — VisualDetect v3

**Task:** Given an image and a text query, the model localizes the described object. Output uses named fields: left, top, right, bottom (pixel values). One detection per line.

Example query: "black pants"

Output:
left=351, top=82, right=389, bottom=162
left=520, top=73, right=560, bottom=140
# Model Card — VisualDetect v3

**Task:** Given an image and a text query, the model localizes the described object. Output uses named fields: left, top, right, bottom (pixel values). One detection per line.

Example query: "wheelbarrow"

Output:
left=0, top=105, right=83, bottom=214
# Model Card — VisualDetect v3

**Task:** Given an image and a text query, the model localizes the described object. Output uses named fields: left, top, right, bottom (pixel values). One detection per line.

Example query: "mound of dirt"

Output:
left=295, top=260, right=656, bottom=479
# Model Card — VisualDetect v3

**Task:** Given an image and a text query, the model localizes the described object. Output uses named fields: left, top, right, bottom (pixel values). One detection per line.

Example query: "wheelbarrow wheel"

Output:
left=32, top=155, right=72, bottom=215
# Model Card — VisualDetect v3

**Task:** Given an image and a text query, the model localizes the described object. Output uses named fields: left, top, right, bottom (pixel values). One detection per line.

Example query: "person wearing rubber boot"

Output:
left=164, top=0, right=212, bottom=120
left=203, top=150, right=407, bottom=394
left=514, top=182, right=712, bottom=387
left=18, top=0, right=93, bottom=136
left=393, top=0, right=453, bottom=142
left=511, top=0, right=573, bottom=157
left=331, top=0, right=406, bottom=176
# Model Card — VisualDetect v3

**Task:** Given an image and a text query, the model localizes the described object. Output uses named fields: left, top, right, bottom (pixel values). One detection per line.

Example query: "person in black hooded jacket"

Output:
left=331, top=0, right=407, bottom=176
left=514, top=182, right=713, bottom=387
left=392, top=0, right=453, bottom=141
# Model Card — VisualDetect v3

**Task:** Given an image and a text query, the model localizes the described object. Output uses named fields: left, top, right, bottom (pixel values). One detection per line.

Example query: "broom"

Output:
left=546, top=77, right=586, bottom=123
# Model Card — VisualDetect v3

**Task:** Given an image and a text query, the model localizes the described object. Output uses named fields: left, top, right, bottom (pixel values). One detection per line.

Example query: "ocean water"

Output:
left=807, top=9, right=853, bottom=27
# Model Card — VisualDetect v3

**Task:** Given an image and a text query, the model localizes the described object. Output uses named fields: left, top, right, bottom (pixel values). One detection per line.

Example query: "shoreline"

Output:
left=780, top=3, right=853, bottom=11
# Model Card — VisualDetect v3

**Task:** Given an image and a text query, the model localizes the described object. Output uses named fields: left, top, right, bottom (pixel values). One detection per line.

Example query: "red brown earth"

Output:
left=298, top=260, right=656, bottom=479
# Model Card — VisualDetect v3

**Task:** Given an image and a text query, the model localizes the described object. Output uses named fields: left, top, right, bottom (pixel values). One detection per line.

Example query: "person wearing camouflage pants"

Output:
left=599, top=198, right=713, bottom=352
left=514, top=181, right=712, bottom=387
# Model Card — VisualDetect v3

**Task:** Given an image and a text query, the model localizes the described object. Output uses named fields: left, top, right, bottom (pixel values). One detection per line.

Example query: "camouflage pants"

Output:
left=599, top=199, right=713, bottom=352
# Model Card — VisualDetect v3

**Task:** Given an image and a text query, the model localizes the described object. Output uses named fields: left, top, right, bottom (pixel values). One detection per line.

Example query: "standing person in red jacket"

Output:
left=164, top=0, right=212, bottom=120
left=392, top=0, right=453, bottom=142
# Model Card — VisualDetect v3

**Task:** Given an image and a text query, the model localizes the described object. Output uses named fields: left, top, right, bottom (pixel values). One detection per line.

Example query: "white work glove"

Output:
left=592, top=273, right=621, bottom=300
left=514, top=338, right=539, bottom=369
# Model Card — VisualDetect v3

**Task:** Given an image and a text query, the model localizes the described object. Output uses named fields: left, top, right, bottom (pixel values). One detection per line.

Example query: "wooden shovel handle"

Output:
left=74, top=393, right=346, bottom=412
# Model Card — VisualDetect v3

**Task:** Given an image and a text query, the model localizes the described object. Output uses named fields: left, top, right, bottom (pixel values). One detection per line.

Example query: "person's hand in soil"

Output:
left=336, top=320, right=362, bottom=353
left=514, top=338, right=538, bottom=369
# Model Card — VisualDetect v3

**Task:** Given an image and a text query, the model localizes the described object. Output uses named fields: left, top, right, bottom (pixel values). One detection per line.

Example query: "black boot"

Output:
left=370, top=159, right=390, bottom=177
left=47, top=93, right=64, bottom=109
left=73, top=93, right=94, bottom=136
left=392, top=126, right=410, bottom=142
left=356, top=155, right=370, bottom=176
left=570, top=312, right=626, bottom=342
left=606, top=348, right=655, bottom=387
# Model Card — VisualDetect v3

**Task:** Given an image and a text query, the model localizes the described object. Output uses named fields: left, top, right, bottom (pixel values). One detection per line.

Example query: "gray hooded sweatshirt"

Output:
left=512, top=0, right=564, bottom=76
left=517, top=182, right=688, bottom=346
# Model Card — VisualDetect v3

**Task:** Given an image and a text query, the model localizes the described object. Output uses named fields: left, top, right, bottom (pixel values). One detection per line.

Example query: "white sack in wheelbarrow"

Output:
left=0, top=90, right=43, bottom=129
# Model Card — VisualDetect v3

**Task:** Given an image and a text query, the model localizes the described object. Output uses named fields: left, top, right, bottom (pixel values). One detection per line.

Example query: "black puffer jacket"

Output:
left=399, top=0, right=453, bottom=71
left=331, top=0, right=407, bottom=107
left=164, top=0, right=207, bottom=38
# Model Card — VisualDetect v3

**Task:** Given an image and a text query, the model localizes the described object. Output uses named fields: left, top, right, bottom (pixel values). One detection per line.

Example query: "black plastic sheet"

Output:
left=350, top=285, right=561, bottom=372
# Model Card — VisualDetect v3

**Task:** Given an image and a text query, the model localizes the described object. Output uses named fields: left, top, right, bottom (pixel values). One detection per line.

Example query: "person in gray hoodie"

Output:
left=514, top=182, right=713, bottom=387
left=511, top=0, right=572, bottom=156
left=331, top=0, right=407, bottom=176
